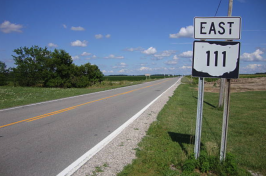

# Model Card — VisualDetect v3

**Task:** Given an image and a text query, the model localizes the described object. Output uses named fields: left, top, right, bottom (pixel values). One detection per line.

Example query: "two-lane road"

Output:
left=0, top=78, right=179, bottom=176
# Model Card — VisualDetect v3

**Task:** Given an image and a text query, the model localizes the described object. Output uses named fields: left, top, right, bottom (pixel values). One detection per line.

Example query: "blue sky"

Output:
left=1, top=0, right=266, bottom=75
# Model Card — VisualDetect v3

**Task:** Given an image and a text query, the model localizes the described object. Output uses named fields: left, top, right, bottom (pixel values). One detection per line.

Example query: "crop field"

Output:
left=239, top=74, right=266, bottom=78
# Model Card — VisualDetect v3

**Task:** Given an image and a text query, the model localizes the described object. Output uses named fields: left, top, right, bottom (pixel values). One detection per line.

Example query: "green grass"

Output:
left=103, top=75, right=175, bottom=81
left=118, top=79, right=266, bottom=176
left=0, top=80, right=148, bottom=109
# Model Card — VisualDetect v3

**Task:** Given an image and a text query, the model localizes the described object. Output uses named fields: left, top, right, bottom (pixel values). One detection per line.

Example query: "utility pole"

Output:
left=218, top=0, right=233, bottom=108
left=220, top=0, right=233, bottom=162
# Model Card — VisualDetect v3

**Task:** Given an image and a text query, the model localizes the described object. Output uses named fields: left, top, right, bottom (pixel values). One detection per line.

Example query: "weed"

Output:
left=95, top=166, right=103, bottom=172
left=181, top=152, right=245, bottom=175
left=88, top=163, right=108, bottom=176
left=132, top=148, right=140, bottom=152
left=103, top=162, right=109, bottom=168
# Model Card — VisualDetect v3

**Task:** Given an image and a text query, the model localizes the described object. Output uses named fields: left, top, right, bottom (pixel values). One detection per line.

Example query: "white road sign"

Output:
left=194, top=17, right=241, bottom=39
left=192, top=41, right=240, bottom=78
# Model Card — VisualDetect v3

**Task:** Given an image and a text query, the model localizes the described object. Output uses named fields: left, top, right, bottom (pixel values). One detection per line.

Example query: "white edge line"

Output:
left=0, top=79, right=164, bottom=112
left=57, top=77, right=181, bottom=176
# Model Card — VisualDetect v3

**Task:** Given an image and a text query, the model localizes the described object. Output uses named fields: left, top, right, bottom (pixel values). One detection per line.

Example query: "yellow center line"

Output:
left=0, top=79, right=169, bottom=129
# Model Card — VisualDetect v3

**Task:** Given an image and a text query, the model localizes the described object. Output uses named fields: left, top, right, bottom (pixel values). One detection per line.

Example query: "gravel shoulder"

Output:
left=72, top=79, right=181, bottom=176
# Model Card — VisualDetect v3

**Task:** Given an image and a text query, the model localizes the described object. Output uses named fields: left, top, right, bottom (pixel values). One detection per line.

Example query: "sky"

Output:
left=1, top=0, right=266, bottom=75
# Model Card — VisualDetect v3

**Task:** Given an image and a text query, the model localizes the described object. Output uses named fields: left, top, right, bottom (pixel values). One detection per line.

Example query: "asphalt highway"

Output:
left=0, top=78, right=179, bottom=176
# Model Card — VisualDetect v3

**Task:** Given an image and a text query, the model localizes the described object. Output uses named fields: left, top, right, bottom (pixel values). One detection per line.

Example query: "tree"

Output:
left=12, top=46, right=104, bottom=88
left=0, top=61, right=8, bottom=86
left=12, top=46, right=51, bottom=86
left=44, top=49, right=74, bottom=88
left=69, top=63, right=104, bottom=87
left=85, top=63, right=104, bottom=84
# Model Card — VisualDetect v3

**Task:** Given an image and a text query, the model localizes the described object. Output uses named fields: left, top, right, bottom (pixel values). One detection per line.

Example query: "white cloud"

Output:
left=63, top=24, right=67, bottom=28
left=104, top=54, right=124, bottom=59
left=47, top=43, right=58, bottom=48
left=165, top=60, right=178, bottom=65
left=169, top=67, right=176, bottom=70
left=240, top=49, right=265, bottom=61
left=0, top=21, right=23, bottom=33
left=95, top=34, right=103, bottom=39
left=102, top=70, right=114, bottom=74
left=179, top=50, right=193, bottom=58
left=119, top=69, right=127, bottom=73
left=72, top=55, right=79, bottom=60
left=113, top=62, right=127, bottom=69
left=173, top=55, right=179, bottom=60
left=120, top=62, right=127, bottom=67
left=124, top=47, right=144, bottom=52
left=140, top=63, right=147, bottom=66
left=95, top=34, right=110, bottom=39
left=139, top=67, right=152, bottom=71
left=180, top=66, right=192, bottom=69
left=81, top=52, right=91, bottom=56
left=71, top=40, right=88, bottom=47
left=154, top=50, right=176, bottom=59
left=240, top=64, right=266, bottom=74
left=71, top=26, right=85, bottom=31
left=170, top=25, right=194, bottom=38
left=85, top=55, right=97, bottom=60
left=142, top=47, right=157, bottom=55
left=245, top=64, right=262, bottom=69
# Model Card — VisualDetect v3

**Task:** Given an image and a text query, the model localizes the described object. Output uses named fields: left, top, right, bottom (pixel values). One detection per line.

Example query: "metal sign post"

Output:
left=194, top=77, right=204, bottom=159
left=220, top=79, right=231, bottom=161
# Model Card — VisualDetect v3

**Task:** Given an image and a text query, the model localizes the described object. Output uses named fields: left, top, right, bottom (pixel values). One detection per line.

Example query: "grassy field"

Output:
left=118, top=77, right=266, bottom=176
left=0, top=80, right=149, bottom=109
left=103, top=75, right=176, bottom=81
left=0, top=75, right=175, bottom=109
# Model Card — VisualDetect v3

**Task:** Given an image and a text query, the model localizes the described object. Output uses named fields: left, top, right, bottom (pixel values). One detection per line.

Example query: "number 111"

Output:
left=206, top=51, right=226, bottom=67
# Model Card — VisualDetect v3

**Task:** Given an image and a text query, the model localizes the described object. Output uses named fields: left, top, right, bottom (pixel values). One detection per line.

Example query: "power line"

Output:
left=215, top=0, right=223, bottom=16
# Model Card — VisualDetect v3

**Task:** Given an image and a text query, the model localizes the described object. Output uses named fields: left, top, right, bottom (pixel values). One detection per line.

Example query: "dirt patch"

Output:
left=203, top=77, right=266, bottom=93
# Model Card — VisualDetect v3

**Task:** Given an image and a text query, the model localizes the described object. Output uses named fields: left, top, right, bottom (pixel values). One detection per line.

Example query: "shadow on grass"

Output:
left=193, top=95, right=216, bottom=108
left=168, top=132, right=200, bottom=156
left=202, top=115, right=220, bottom=146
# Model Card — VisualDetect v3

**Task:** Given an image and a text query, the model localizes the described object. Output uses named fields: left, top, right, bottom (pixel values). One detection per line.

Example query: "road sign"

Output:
left=192, top=41, right=240, bottom=78
left=194, top=17, right=241, bottom=39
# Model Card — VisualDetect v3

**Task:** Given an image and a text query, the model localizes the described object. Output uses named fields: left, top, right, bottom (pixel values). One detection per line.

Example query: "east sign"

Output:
left=194, top=17, right=241, bottom=40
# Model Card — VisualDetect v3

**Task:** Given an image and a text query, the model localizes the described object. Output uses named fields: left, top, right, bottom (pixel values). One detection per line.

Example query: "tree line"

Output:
left=0, top=46, right=104, bottom=88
